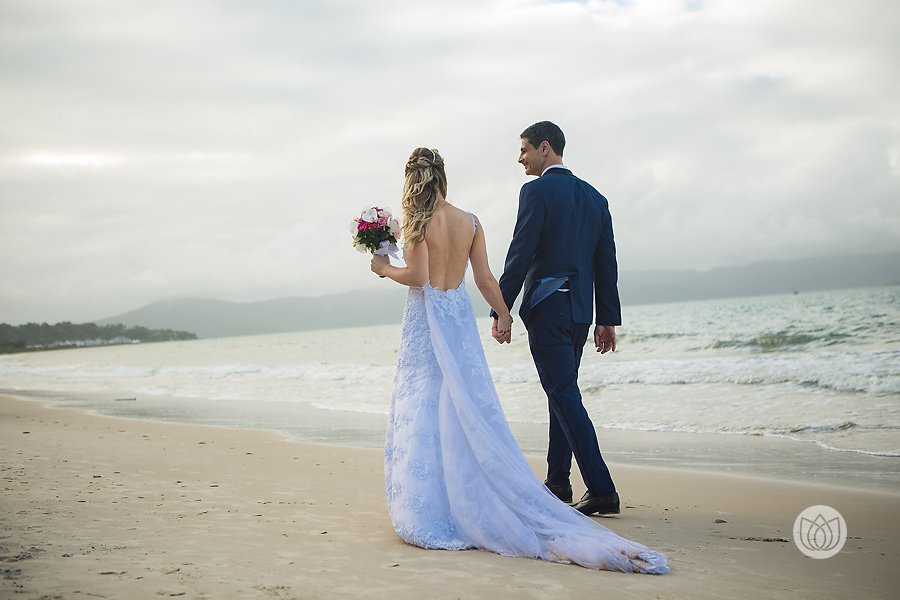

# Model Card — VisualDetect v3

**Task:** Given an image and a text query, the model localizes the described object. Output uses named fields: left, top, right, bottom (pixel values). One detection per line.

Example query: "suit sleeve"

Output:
left=492, top=184, right=545, bottom=317
left=593, top=201, right=622, bottom=326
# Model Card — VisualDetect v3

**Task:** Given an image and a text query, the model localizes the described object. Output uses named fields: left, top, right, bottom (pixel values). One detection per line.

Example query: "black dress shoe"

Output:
left=572, top=490, right=620, bottom=515
left=544, top=480, right=573, bottom=504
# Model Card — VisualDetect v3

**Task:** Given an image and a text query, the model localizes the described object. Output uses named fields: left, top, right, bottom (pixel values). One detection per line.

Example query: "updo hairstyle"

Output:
left=401, top=147, right=447, bottom=246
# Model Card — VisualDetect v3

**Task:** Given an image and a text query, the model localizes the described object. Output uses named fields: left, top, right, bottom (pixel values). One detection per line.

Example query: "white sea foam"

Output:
left=6, top=350, right=896, bottom=398
left=2, top=286, right=899, bottom=456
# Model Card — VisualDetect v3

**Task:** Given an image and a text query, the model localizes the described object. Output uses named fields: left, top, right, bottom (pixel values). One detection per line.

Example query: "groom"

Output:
left=491, top=121, right=622, bottom=516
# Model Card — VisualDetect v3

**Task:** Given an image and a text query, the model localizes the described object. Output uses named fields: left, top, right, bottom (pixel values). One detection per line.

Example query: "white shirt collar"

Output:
left=541, top=164, right=568, bottom=176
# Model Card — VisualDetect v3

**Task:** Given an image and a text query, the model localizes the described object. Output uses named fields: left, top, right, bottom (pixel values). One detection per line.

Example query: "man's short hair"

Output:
left=520, top=121, right=565, bottom=157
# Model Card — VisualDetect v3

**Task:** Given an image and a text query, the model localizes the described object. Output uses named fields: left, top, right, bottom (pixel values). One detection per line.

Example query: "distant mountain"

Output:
left=97, top=251, right=900, bottom=338
left=96, top=289, right=421, bottom=339
left=617, top=250, right=900, bottom=306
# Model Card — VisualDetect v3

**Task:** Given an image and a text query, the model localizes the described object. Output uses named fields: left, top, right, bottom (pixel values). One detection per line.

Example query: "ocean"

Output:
left=3, top=286, right=899, bottom=490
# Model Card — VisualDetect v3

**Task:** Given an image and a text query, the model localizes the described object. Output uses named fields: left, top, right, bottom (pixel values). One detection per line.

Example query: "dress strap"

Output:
left=465, top=212, right=477, bottom=271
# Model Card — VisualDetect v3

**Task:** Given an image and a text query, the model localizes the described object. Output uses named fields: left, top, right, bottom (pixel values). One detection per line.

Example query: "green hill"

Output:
left=0, top=322, right=197, bottom=354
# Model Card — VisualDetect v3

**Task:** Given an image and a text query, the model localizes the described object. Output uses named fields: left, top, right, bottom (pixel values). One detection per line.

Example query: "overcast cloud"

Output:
left=1, top=0, right=898, bottom=325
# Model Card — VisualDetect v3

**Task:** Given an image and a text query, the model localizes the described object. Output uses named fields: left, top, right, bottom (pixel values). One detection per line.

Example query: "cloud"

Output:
left=19, top=153, right=126, bottom=167
left=0, top=0, right=898, bottom=323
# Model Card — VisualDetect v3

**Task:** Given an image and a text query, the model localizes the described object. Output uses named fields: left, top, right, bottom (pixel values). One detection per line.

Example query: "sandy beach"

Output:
left=2, top=394, right=898, bottom=599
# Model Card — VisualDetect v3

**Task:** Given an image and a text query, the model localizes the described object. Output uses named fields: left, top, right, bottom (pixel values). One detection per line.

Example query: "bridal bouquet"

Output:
left=350, top=206, right=401, bottom=257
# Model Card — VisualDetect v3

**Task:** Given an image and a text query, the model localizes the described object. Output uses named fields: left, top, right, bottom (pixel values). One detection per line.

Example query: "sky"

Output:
left=1, top=0, right=898, bottom=325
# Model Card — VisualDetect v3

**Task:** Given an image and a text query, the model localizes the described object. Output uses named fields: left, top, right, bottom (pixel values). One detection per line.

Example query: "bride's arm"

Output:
left=469, top=215, right=513, bottom=336
left=370, top=239, right=429, bottom=287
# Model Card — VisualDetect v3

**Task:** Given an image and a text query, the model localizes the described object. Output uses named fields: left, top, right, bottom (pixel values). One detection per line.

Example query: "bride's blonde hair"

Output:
left=401, top=147, right=447, bottom=246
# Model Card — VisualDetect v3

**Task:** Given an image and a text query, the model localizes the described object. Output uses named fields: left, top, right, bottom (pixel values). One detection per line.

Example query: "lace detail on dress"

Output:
left=386, top=479, right=402, bottom=501
left=385, top=285, right=464, bottom=551
left=405, top=493, right=429, bottom=513
left=395, top=288, right=441, bottom=380
left=384, top=443, right=406, bottom=463
left=460, top=339, right=487, bottom=378
left=407, top=458, right=432, bottom=480
left=396, top=524, right=469, bottom=551
left=424, top=281, right=472, bottom=326
left=411, top=428, right=437, bottom=447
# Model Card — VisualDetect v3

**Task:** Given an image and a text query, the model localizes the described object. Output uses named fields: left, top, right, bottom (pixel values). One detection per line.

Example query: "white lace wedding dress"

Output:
left=384, top=266, right=670, bottom=573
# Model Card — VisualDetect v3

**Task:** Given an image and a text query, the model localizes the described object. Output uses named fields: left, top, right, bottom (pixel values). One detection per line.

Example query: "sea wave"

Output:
left=572, top=350, right=900, bottom=394
left=2, top=349, right=899, bottom=395
left=705, top=333, right=853, bottom=351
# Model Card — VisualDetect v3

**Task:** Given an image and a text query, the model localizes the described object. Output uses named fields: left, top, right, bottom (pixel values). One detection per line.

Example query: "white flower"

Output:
left=362, top=207, right=378, bottom=223
left=349, top=219, right=360, bottom=235
left=356, top=243, right=368, bottom=253
left=389, top=218, right=400, bottom=235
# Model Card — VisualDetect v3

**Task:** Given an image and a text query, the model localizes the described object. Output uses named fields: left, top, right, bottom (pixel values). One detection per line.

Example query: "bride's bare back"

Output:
left=422, top=204, right=476, bottom=291
left=371, top=199, right=510, bottom=333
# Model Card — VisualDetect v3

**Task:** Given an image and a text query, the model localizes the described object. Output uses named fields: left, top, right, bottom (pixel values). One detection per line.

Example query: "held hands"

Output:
left=370, top=255, right=390, bottom=277
left=594, top=325, right=616, bottom=354
left=491, top=314, right=513, bottom=344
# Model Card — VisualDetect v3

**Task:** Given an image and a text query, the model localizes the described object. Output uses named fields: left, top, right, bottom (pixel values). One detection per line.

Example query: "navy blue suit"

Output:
left=496, top=166, right=621, bottom=495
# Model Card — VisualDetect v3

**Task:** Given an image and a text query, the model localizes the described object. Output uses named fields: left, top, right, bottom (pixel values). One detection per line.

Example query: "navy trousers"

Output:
left=527, top=290, right=616, bottom=496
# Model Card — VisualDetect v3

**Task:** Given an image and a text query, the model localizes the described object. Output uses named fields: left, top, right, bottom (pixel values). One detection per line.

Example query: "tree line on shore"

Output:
left=0, top=322, right=197, bottom=354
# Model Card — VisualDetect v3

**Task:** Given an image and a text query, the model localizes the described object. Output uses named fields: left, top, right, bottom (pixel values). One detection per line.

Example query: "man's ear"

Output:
left=540, top=141, right=550, bottom=155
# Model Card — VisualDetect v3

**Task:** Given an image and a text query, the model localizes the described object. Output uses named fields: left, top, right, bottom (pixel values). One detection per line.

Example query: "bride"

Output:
left=369, top=147, right=669, bottom=574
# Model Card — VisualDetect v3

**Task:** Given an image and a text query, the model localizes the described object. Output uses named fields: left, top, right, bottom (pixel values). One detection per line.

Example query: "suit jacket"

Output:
left=496, top=167, right=622, bottom=326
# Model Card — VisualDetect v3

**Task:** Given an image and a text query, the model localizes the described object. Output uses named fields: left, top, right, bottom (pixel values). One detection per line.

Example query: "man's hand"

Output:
left=492, top=318, right=512, bottom=344
left=594, top=325, right=616, bottom=354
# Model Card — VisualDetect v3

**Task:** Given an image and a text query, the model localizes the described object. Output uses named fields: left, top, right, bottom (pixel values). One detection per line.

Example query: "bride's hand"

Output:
left=493, top=313, right=513, bottom=344
left=371, top=255, right=389, bottom=277
left=497, top=313, right=513, bottom=334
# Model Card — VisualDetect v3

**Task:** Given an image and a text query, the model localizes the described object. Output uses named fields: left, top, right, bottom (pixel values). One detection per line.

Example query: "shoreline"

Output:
left=10, top=388, right=900, bottom=493
left=3, top=393, right=900, bottom=599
